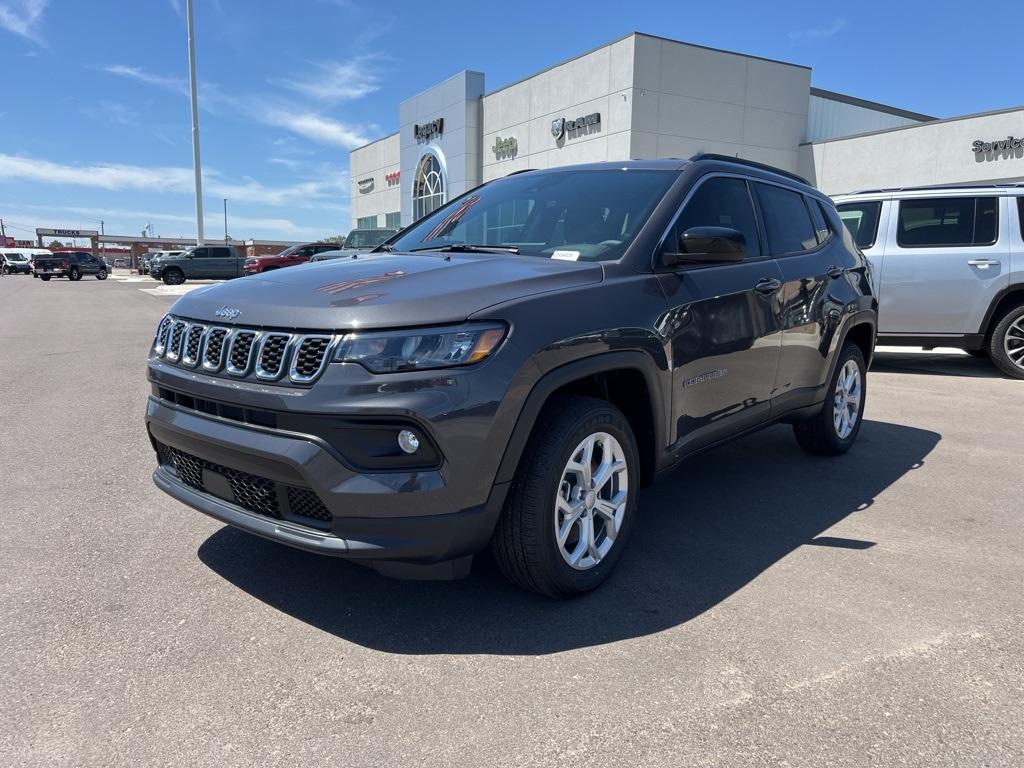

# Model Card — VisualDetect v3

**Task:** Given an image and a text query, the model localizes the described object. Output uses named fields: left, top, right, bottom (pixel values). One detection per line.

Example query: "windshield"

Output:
left=5, top=253, right=27, bottom=261
left=388, top=169, right=676, bottom=261
left=346, top=230, right=395, bottom=249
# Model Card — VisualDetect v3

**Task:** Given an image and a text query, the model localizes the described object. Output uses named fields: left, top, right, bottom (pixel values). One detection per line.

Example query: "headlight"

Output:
left=334, top=323, right=506, bottom=373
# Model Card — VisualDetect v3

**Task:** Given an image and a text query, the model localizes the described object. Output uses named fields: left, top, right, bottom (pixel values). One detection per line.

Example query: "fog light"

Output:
left=397, top=429, right=420, bottom=454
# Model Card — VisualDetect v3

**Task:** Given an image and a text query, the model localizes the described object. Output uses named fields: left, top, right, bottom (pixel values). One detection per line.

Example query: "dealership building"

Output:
left=349, top=32, right=1024, bottom=230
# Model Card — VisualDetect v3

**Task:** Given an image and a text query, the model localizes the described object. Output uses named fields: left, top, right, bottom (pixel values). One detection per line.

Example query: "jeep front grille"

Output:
left=153, top=315, right=336, bottom=385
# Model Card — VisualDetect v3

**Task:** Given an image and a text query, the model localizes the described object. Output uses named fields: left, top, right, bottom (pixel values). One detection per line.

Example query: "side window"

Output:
left=755, top=183, right=818, bottom=255
left=836, top=201, right=882, bottom=249
left=808, top=198, right=831, bottom=244
left=668, top=176, right=762, bottom=260
left=191, top=247, right=209, bottom=258
left=210, top=247, right=232, bottom=258
left=896, top=197, right=998, bottom=248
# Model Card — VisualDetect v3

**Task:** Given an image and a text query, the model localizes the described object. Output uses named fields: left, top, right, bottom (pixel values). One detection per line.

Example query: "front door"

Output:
left=876, top=195, right=1009, bottom=335
left=657, top=175, right=784, bottom=453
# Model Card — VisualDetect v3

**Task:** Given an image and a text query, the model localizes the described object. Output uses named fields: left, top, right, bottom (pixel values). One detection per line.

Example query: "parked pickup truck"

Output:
left=149, top=245, right=246, bottom=285
left=33, top=251, right=109, bottom=281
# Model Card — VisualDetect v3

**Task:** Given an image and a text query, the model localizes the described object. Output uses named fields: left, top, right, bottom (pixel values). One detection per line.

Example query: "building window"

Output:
left=385, top=212, right=401, bottom=229
left=413, top=153, right=445, bottom=221
left=356, top=216, right=378, bottom=229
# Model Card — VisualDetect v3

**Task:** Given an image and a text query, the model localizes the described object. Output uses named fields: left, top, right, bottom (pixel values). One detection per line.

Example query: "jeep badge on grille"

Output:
left=214, top=306, right=241, bottom=320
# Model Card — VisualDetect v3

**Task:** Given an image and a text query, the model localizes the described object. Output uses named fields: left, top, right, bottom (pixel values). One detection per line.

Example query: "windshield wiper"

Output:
left=408, top=243, right=520, bottom=254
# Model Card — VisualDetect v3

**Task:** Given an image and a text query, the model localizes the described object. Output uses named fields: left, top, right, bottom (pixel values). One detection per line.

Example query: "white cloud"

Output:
left=270, top=58, right=381, bottom=103
left=103, top=63, right=370, bottom=148
left=788, top=18, right=848, bottom=43
left=260, top=109, right=370, bottom=149
left=0, top=0, right=47, bottom=43
left=0, top=153, right=345, bottom=208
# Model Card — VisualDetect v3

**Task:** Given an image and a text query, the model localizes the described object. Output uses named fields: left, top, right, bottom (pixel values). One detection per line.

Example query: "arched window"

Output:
left=412, top=153, right=445, bottom=221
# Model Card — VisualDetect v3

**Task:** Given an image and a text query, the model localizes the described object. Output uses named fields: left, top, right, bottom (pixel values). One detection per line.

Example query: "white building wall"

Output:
left=628, top=34, right=811, bottom=173
left=806, top=93, right=925, bottom=142
left=802, top=107, right=1024, bottom=195
left=481, top=36, right=635, bottom=183
left=348, top=133, right=401, bottom=229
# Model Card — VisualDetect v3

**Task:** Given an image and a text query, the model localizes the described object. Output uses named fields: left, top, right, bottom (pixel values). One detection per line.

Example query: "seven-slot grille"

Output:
left=256, top=333, right=291, bottom=379
left=153, top=315, right=335, bottom=384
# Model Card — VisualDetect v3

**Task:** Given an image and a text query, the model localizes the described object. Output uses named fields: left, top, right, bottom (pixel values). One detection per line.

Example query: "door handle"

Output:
left=754, top=277, right=782, bottom=294
left=967, top=259, right=1000, bottom=269
left=826, top=265, right=846, bottom=279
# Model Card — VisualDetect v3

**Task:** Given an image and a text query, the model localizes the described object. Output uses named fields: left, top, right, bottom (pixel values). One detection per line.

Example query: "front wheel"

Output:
left=162, top=268, right=185, bottom=286
left=491, top=396, right=639, bottom=598
left=988, top=304, right=1024, bottom=380
left=96, top=269, right=108, bottom=280
left=40, top=275, right=51, bottom=281
left=794, top=341, right=867, bottom=456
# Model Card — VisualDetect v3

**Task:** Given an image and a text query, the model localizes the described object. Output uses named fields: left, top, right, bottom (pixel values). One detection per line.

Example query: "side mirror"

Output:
left=663, top=226, right=747, bottom=266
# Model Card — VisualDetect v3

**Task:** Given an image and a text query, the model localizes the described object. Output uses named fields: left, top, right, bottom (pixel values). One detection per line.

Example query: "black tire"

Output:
left=491, top=395, right=640, bottom=598
left=794, top=341, right=867, bottom=456
left=69, top=267, right=81, bottom=281
left=162, top=268, right=185, bottom=286
left=966, top=349, right=989, bottom=359
left=988, top=303, right=1024, bottom=380
left=40, top=275, right=51, bottom=281
left=96, top=269, right=108, bottom=280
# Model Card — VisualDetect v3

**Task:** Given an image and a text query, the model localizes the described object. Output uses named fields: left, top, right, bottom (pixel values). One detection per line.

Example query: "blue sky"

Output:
left=2, top=0, right=1022, bottom=243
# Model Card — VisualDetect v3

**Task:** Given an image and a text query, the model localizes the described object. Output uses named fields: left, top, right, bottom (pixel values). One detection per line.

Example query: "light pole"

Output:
left=223, top=198, right=228, bottom=244
left=186, top=0, right=205, bottom=246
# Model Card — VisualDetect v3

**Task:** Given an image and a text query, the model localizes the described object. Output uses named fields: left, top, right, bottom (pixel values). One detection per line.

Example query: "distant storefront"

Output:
left=349, top=32, right=1024, bottom=229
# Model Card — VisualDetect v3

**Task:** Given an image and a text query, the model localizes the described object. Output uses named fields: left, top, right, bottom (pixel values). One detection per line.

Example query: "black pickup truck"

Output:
left=149, top=245, right=246, bottom=285
left=33, top=251, right=109, bottom=281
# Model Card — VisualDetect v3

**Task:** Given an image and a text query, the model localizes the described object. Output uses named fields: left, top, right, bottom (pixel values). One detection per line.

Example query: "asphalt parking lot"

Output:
left=1, top=274, right=1021, bottom=767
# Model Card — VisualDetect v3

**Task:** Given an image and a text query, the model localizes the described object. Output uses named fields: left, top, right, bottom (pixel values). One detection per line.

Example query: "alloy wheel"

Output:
left=554, top=432, right=628, bottom=570
left=1003, top=317, right=1024, bottom=371
left=833, top=359, right=862, bottom=440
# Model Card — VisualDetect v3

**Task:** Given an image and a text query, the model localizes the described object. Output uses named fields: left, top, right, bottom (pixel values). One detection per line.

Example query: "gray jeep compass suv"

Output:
left=146, top=155, right=877, bottom=597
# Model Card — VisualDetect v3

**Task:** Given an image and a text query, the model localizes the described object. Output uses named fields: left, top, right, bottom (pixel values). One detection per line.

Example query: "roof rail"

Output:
left=844, top=182, right=1024, bottom=195
left=689, top=153, right=811, bottom=186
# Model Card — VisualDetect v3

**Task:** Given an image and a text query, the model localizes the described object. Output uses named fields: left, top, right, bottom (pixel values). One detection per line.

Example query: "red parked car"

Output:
left=242, top=242, right=338, bottom=275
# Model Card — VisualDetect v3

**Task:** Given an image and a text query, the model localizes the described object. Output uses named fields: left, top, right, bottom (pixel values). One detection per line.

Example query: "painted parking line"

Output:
left=139, top=283, right=223, bottom=297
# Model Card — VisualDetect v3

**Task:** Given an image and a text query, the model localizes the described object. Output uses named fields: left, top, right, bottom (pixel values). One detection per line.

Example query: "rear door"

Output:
left=876, top=195, right=1009, bottom=335
left=658, top=174, right=784, bottom=452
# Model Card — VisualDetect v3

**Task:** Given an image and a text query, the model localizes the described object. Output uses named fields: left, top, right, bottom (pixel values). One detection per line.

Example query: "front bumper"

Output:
left=146, top=395, right=509, bottom=572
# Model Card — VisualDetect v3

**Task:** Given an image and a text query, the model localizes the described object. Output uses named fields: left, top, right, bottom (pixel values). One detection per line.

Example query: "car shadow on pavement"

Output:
left=198, top=419, right=940, bottom=655
left=871, top=351, right=1005, bottom=379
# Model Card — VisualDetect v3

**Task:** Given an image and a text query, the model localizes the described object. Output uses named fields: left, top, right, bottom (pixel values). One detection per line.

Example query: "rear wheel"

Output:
left=794, top=341, right=866, bottom=456
left=988, top=304, right=1024, bottom=380
left=162, top=268, right=185, bottom=286
left=491, top=396, right=639, bottom=597
left=69, top=267, right=81, bottom=281
left=40, top=275, right=51, bottom=281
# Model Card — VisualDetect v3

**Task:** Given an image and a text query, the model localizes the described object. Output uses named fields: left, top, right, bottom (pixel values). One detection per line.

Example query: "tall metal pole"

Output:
left=186, top=0, right=205, bottom=246
left=223, top=198, right=228, bottom=244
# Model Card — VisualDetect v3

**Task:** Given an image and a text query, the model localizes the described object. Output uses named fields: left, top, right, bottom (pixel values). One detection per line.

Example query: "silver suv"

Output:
left=834, top=186, right=1024, bottom=379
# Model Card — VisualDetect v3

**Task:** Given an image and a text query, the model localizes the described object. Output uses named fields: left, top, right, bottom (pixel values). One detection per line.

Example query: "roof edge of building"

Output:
left=802, top=102, right=1024, bottom=146
left=810, top=86, right=936, bottom=122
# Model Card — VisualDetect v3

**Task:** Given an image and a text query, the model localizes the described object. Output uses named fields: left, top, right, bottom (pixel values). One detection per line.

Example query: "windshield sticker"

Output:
left=551, top=250, right=580, bottom=261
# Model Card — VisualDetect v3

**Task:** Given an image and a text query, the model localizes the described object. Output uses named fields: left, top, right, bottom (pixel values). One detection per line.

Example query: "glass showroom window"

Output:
left=413, top=154, right=445, bottom=221
left=385, top=212, right=401, bottom=229
left=356, top=216, right=377, bottom=229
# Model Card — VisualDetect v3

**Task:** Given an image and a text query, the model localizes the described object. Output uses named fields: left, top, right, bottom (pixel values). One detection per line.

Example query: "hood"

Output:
left=169, top=251, right=603, bottom=329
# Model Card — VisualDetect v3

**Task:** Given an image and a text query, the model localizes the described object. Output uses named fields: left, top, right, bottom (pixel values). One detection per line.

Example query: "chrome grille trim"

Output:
left=201, top=327, right=231, bottom=372
left=226, top=331, right=260, bottom=377
left=288, top=335, right=337, bottom=383
left=165, top=321, right=188, bottom=362
left=181, top=324, right=207, bottom=367
left=254, top=333, right=294, bottom=381
left=154, top=315, right=337, bottom=385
